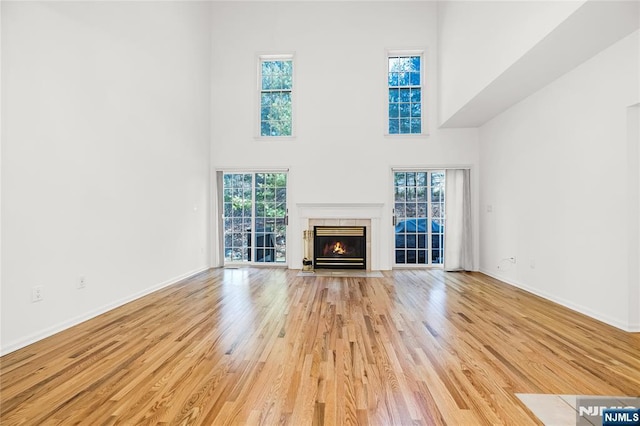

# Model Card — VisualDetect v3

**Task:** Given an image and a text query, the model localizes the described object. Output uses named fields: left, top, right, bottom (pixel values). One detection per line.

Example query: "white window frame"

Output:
left=385, top=49, right=427, bottom=137
left=220, top=169, right=289, bottom=267
left=391, top=168, right=445, bottom=268
left=256, top=53, right=296, bottom=140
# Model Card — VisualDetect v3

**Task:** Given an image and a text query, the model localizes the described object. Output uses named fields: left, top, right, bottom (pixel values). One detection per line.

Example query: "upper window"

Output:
left=259, top=56, right=293, bottom=137
left=387, top=52, right=423, bottom=135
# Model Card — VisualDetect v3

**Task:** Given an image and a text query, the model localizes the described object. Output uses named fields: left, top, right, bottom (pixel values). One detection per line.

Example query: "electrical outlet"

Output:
left=32, top=286, right=43, bottom=302
left=78, top=276, right=86, bottom=289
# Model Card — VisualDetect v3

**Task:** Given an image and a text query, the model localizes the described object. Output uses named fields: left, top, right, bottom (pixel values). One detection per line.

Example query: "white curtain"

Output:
left=211, top=171, right=225, bottom=268
left=444, top=169, right=473, bottom=271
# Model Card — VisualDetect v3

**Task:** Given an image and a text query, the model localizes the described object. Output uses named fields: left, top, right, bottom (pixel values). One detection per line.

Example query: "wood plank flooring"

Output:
left=1, top=268, right=639, bottom=425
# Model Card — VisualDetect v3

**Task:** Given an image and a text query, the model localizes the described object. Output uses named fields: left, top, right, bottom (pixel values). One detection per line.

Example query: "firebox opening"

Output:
left=314, top=226, right=366, bottom=270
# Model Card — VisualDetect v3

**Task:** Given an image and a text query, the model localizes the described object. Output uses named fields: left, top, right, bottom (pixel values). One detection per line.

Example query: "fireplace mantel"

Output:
left=296, top=203, right=385, bottom=270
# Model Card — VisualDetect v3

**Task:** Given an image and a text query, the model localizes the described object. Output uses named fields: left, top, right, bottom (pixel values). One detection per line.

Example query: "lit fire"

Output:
left=332, top=242, right=346, bottom=255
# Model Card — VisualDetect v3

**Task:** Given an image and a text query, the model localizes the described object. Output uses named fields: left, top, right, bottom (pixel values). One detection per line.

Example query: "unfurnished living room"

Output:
left=1, top=1, right=639, bottom=425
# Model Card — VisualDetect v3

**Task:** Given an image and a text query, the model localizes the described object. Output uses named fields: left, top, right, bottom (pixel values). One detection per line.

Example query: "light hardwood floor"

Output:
left=1, top=268, right=639, bottom=425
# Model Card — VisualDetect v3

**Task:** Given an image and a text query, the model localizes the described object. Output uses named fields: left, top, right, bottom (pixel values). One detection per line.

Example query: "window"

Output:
left=223, top=172, right=288, bottom=264
left=387, top=53, right=423, bottom=135
left=259, top=56, right=293, bottom=137
left=393, top=171, right=444, bottom=265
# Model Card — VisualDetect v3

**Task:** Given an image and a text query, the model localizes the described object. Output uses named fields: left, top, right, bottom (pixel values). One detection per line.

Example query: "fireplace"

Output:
left=297, top=203, right=382, bottom=270
left=314, top=226, right=366, bottom=269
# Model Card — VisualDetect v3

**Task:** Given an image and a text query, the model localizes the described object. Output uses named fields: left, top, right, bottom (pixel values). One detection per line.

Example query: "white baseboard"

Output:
left=479, top=268, right=637, bottom=333
left=0, top=267, right=209, bottom=356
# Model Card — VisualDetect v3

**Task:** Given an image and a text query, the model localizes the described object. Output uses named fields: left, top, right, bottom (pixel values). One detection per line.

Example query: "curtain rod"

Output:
left=390, top=165, right=473, bottom=171
left=214, top=167, right=290, bottom=173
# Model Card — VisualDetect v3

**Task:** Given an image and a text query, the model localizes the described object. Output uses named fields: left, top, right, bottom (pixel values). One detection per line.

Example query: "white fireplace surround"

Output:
left=297, top=203, right=385, bottom=270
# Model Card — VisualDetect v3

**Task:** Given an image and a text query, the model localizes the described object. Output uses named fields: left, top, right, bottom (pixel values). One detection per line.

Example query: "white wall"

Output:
left=438, top=0, right=584, bottom=126
left=629, top=104, right=640, bottom=330
left=1, top=1, right=212, bottom=354
left=479, top=30, right=640, bottom=331
left=210, top=2, right=480, bottom=270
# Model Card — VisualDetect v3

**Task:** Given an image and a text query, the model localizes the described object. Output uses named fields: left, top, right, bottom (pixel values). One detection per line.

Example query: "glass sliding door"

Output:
left=253, top=173, right=287, bottom=263
left=223, top=173, right=253, bottom=262
left=393, top=170, right=445, bottom=266
left=223, top=172, right=287, bottom=264
left=430, top=172, right=445, bottom=264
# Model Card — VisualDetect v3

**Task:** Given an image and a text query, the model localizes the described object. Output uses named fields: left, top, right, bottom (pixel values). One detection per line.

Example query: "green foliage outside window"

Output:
left=223, top=173, right=287, bottom=263
left=261, top=60, right=293, bottom=136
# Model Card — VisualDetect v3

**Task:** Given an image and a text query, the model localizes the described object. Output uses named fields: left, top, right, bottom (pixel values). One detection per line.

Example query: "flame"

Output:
left=333, top=242, right=346, bottom=255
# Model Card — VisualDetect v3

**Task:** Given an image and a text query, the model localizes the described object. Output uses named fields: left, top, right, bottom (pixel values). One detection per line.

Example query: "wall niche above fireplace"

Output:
left=314, top=226, right=366, bottom=269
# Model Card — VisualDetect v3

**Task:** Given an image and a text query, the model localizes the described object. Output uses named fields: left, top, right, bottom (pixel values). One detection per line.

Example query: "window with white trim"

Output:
left=222, top=172, right=288, bottom=264
left=259, top=55, right=293, bottom=137
left=393, top=170, right=444, bottom=266
left=387, top=52, right=423, bottom=135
